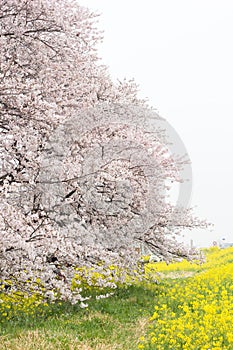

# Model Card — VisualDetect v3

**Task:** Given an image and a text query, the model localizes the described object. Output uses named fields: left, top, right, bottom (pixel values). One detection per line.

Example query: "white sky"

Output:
left=79, top=0, right=233, bottom=247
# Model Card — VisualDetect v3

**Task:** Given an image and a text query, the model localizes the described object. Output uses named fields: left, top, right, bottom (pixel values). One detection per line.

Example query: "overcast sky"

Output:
left=79, top=0, right=233, bottom=247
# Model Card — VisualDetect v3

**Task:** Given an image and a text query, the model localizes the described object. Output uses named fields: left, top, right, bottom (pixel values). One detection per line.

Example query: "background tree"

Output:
left=0, top=0, right=205, bottom=304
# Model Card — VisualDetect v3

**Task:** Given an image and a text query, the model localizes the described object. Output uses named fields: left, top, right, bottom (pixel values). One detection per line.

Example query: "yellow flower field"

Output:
left=139, top=247, right=233, bottom=350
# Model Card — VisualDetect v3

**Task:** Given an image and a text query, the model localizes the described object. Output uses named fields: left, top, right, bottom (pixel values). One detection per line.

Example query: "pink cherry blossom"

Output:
left=0, top=0, right=207, bottom=304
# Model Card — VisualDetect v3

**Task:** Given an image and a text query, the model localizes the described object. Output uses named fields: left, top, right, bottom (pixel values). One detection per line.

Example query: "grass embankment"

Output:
left=1, top=247, right=233, bottom=350
left=0, top=284, right=158, bottom=350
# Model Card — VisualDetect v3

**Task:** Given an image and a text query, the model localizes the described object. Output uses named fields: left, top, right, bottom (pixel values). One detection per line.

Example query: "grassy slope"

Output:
left=1, top=247, right=232, bottom=349
left=0, top=284, right=158, bottom=350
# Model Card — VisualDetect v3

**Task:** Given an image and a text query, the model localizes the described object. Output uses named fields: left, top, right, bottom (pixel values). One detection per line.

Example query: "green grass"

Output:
left=3, top=248, right=230, bottom=349
left=0, top=283, right=159, bottom=350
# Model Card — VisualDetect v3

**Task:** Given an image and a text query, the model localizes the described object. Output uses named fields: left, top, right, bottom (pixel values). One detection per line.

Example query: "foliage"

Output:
left=0, top=287, right=49, bottom=321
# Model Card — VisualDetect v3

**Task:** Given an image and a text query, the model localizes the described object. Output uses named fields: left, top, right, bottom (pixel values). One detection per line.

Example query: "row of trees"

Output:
left=0, top=0, right=206, bottom=304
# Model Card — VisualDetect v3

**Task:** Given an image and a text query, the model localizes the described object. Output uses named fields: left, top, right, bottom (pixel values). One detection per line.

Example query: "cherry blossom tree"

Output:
left=0, top=0, right=206, bottom=304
